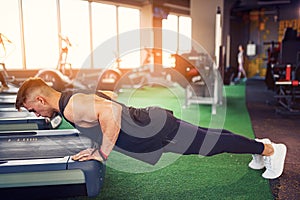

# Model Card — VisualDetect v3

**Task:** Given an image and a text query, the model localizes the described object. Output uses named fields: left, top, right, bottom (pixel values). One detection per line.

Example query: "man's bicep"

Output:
left=98, top=103, right=122, bottom=129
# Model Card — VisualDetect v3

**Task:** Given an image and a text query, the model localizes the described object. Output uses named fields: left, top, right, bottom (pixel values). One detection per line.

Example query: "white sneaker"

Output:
left=262, top=143, right=287, bottom=179
left=248, top=138, right=271, bottom=170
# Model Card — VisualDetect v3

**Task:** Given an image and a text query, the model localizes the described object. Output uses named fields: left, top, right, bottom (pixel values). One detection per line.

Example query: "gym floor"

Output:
left=246, top=78, right=300, bottom=200
left=41, top=78, right=298, bottom=200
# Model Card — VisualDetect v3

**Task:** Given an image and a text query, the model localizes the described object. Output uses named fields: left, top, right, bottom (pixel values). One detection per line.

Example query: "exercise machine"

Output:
left=35, top=34, right=91, bottom=92
left=0, top=113, right=62, bottom=131
left=267, top=28, right=300, bottom=114
left=274, top=64, right=300, bottom=114
left=171, top=51, right=222, bottom=115
left=169, top=8, right=223, bottom=115
left=0, top=88, right=62, bottom=130
left=0, top=129, right=105, bottom=199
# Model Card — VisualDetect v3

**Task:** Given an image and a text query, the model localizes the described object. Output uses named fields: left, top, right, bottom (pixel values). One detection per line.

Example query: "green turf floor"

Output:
left=66, top=83, right=273, bottom=200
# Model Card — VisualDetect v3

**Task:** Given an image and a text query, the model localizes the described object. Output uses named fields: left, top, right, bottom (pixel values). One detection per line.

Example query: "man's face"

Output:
left=23, top=97, right=54, bottom=118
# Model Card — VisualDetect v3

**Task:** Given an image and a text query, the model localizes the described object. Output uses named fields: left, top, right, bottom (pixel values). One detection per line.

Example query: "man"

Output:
left=237, top=44, right=247, bottom=81
left=15, top=77, right=287, bottom=179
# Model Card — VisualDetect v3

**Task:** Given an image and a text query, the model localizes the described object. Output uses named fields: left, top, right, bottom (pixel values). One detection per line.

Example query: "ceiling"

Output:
left=92, top=0, right=190, bottom=15
left=231, top=0, right=292, bottom=12
left=91, top=0, right=294, bottom=15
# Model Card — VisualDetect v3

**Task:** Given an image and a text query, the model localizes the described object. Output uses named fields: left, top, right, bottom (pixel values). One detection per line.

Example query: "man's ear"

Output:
left=36, top=96, right=46, bottom=105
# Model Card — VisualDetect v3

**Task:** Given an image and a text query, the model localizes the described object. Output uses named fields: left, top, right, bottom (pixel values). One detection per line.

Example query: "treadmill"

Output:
left=0, top=93, right=17, bottom=108
left=0, top=86, right=105, bottom=199
left=0, top=129, right=105, bottom=199
left=0, top=82, right=64, bottom=127
left=0, top=83, right=19, bottom=95
left=0, top=87, right=62, bottom=130
left=0, top=107, right=62, bottom=130
left=0, top=83, right=18, bottom=105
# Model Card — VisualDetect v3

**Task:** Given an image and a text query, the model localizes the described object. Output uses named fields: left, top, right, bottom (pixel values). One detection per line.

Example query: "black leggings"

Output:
left=163, top=119, right=264, bottom=156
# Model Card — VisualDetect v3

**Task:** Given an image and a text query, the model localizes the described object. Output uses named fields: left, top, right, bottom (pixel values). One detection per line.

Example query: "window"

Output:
left=118, top=7, right=140, bottom=69
left=163, top=14, right=178, bottom=53
left=22, top=0, right=58, bottom=69
left=178, top=16, right=192, bottom=54
left=60, top=0, right=90, bottom=68
left=0, top=0, right=22, bottom=68
left=91, top=3, right=117, bottom=69
left=0, top=1, right=142, bottom=70
left=162, top=14, right=192, bottom=67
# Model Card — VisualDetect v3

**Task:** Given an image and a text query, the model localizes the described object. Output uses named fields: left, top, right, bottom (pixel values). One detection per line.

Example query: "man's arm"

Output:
left=97, top=100, right=122, bottom=158
left=71, top=95, right=122, bottom=162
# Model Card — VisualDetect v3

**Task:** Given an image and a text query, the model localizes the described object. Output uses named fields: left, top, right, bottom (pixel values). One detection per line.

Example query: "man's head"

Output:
left=238, top=45, right=244, bottom=51
left=15, top=77, right=58, bottom=117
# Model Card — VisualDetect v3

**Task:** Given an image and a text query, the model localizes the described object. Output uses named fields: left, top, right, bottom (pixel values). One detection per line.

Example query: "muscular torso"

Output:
left=58, top=91, right=179, bottom=164
left=64, top=93, right=120, bottom=128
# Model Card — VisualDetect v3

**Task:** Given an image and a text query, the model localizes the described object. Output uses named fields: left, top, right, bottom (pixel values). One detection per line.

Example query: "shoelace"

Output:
left=263, top=156, right=272, bottom=170
left=252, top=154, right=263, bottom=164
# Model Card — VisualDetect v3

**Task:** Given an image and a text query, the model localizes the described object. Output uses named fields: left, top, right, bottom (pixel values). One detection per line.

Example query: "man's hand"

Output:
left=72, top=148, right=104, bottom=162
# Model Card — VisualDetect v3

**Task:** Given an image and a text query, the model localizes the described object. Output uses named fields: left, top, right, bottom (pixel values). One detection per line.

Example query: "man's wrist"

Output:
left=99, top=149, right=108, bottom=161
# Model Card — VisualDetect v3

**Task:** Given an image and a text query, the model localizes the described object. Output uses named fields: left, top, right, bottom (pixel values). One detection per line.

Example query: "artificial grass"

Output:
left=65, top=83, right=273, bottom=200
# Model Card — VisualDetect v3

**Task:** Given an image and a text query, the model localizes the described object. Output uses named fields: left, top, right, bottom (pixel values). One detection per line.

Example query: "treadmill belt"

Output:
left=0, top=84, right=18, bottom=94
left=0, top=123, right=38, bottom=131
left=0, top=95, right=16, bottom=104
left=0, top=112, right=32, bottom=118
left=0, top=104, right=15, bottom=109
left=0, top=116, right=52, bottom=131
left=0, top=134, right=93, bottom=161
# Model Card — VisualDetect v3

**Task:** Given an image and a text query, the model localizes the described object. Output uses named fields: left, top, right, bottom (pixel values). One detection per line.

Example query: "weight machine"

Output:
left=269, top=28, right=300, bottom=114
left=174, top=8, right=223, bottom=115
left=274, top=64, right=300, bottom=114
left=171, top=50, right=222, bottom=115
